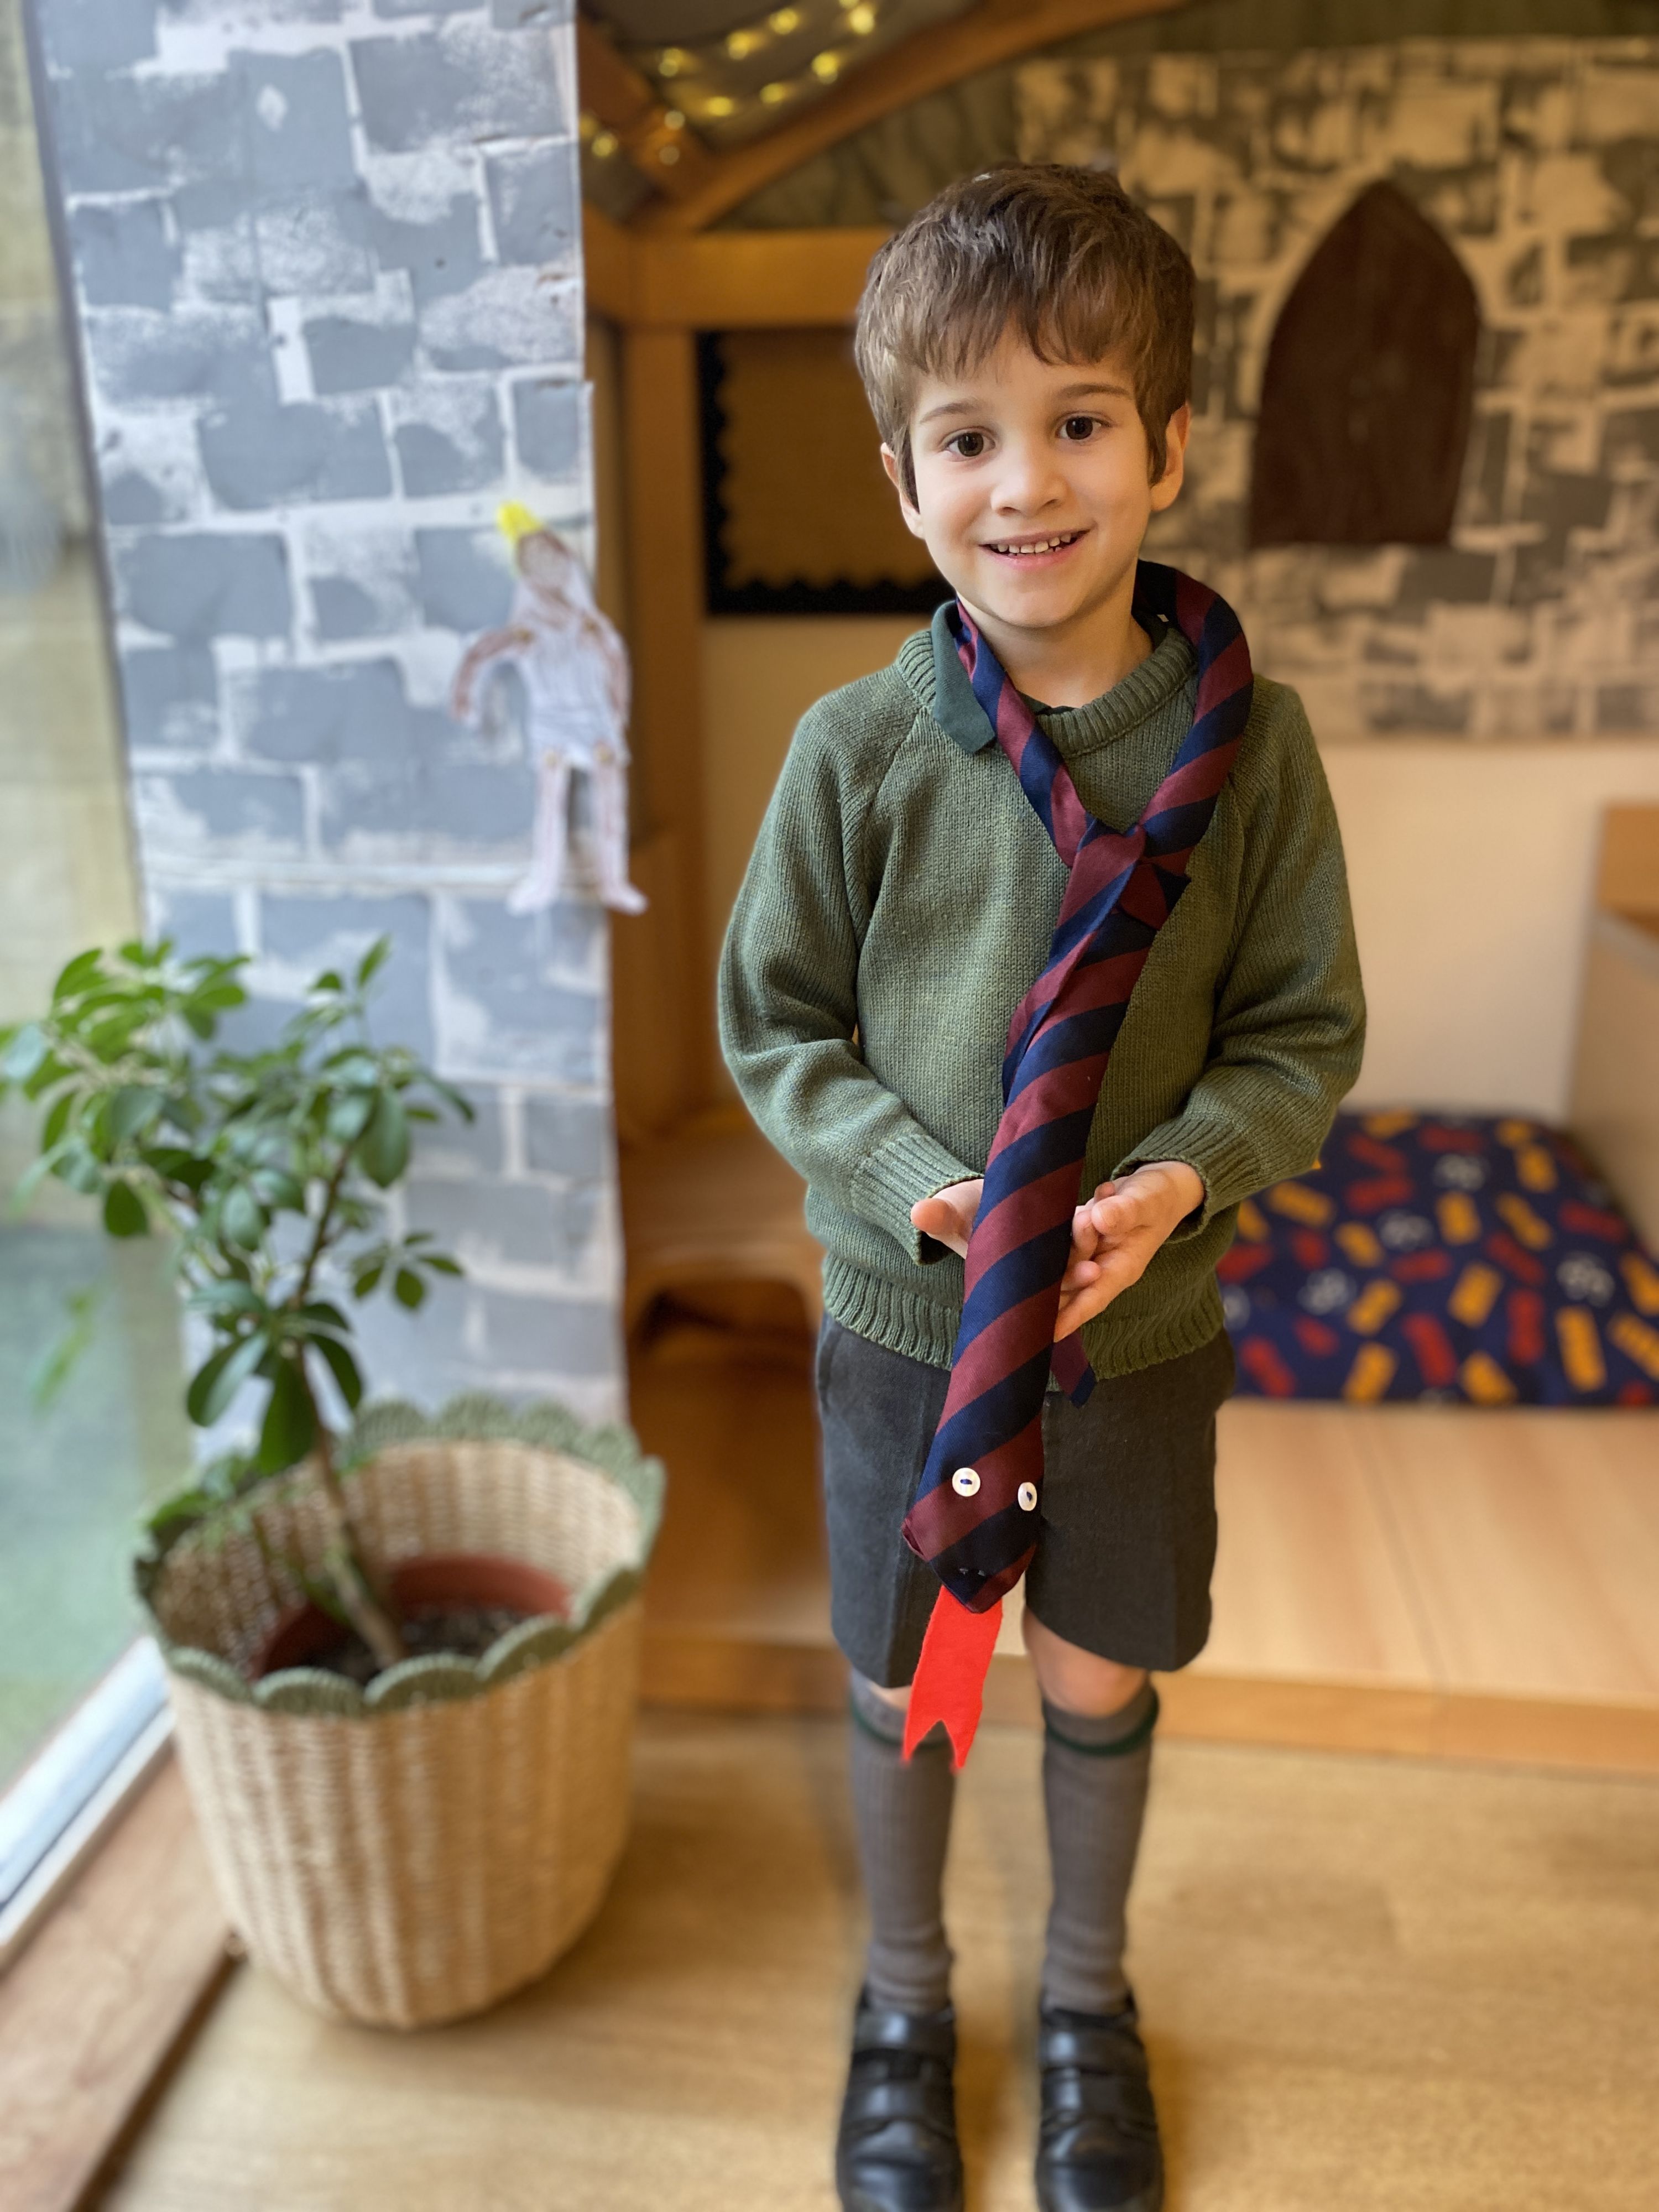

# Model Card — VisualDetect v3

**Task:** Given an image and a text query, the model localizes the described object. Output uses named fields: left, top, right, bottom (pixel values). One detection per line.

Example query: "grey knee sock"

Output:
left=1040, top=1679, right=1159, bottom=2017
left=847, top=1671, right=956, bottom=2014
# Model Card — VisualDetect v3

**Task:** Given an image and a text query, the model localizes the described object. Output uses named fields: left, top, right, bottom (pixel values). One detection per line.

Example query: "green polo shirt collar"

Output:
left=928, top=598, right=1186, bottom=759
left=928, top=599, right=994, bottom=754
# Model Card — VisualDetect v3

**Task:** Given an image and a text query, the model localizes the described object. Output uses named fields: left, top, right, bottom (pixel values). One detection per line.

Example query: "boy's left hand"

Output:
left=1054, top=1160, right=1204, bottom=1340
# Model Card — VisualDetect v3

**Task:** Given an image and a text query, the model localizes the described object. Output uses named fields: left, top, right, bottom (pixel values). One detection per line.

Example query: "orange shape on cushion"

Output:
left=902, top=1590, right=1004, bottom=1771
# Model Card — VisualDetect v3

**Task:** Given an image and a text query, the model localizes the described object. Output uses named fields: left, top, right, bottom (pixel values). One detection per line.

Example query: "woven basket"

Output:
left=138, top=1397, right=664, bottom=2029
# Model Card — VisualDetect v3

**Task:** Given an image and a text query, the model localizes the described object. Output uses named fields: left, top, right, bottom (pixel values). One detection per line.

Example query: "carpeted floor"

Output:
left=102, top=1712, right=1659, bottom=2212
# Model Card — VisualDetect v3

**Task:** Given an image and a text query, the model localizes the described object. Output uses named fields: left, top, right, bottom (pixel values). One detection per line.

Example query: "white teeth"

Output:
left=990, top=532, right=1079, bottom=556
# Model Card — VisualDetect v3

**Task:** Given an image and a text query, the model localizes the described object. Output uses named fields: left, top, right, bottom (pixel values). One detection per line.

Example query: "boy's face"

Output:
left=881, top=331, right=1188, bottom=648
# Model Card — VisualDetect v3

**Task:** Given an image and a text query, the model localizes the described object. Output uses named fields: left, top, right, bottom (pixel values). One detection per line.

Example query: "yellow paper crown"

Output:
left=497, top=500, right=544, bottom=545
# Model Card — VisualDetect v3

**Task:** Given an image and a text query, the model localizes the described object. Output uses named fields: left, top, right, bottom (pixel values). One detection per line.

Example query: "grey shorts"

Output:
left=815, top=1317, right=1234, bottom=1688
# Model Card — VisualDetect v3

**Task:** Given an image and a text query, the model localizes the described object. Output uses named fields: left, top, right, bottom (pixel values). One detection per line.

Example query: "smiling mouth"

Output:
left=983, top=530, right=1086, bottom=557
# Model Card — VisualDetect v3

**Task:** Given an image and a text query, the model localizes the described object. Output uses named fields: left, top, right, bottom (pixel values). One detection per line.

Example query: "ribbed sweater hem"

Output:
left=822, top=1254, right=1230, bottom=1381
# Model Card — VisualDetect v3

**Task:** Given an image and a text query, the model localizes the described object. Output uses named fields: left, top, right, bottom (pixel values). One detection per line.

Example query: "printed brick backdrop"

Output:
left=1018, top=38, right=1659, bottom=739
left=33, top=0, right=623, bottom=1420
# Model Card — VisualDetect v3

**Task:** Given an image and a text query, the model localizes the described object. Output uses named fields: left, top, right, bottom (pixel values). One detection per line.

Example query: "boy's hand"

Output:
left=1055, top=1161, right=1204, bottom=1340
left=909, top=1178, right=983, bottom=1257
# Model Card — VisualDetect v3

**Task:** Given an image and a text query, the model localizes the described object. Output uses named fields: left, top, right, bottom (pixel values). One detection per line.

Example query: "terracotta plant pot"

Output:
left=252, top=1552, right=571, bottom=1678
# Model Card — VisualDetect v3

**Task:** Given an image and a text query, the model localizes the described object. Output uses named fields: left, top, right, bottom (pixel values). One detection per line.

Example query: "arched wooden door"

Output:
left=1249, top=181, right=1479, bottom=547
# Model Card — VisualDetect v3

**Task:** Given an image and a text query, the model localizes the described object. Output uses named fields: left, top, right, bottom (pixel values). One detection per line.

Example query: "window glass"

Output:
left=0, top=0, right=188, bottom=1797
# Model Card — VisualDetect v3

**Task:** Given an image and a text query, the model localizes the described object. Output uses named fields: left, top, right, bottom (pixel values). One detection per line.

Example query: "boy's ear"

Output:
left=880, top=444, right=927, bottom=540
left=1149, top=403, right=1192, bottom=515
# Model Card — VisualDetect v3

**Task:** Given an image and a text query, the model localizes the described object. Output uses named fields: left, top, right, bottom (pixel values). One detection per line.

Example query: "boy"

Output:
left=718, top=166, right=1364, bottom=2212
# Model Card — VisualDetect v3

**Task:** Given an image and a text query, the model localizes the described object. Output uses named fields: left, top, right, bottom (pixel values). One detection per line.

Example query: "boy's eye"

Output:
left=1060, top=416, right=1099, bottom=442
left=947, top=430, right=988, bottom=458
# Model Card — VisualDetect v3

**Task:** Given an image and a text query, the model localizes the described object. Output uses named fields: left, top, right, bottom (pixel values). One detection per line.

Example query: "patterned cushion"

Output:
left=1222, top=1112, right=1659, bottom=1405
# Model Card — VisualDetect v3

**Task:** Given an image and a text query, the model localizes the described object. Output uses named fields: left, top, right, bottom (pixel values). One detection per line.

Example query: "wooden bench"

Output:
left=618, top=1107, right=822, bottom=1339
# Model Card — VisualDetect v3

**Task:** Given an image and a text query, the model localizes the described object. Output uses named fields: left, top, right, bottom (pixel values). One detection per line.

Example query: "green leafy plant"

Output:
left=1, top=936, right=470, bottom=1669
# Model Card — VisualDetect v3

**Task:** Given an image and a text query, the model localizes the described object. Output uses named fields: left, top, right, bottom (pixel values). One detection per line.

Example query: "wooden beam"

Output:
left=620, top=324, right=712, bottom=1109
left=634, top=0, right=1186, bottom=234
left=583, top=201, right=637, bottom=321
left=635, top=226, right=886, bottom=326
left=576, top=15, right=718, bottom=206
left=584, top=212, right=885, bottom=329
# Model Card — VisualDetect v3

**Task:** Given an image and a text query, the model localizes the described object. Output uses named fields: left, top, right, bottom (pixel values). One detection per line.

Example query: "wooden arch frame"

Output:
left=628, top=0, right=1185, bottom=236
left=587, top=0, right=1176, bottom=1127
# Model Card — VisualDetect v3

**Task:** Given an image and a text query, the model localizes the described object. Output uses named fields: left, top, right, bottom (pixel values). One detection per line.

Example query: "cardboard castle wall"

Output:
left=33, top=0, right=624, bottom=1420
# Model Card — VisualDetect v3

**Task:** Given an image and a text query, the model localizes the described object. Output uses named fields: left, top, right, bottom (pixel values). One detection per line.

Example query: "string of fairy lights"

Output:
left=582, top=0, right=885, bottom=159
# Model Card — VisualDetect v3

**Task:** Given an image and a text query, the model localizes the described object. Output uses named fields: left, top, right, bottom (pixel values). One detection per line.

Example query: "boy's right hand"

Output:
left=909, top=1178, right=983, bottom=1256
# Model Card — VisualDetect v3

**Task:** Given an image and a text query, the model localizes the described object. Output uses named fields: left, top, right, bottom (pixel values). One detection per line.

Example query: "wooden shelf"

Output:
left=1571, top=804, right=1659, bottom=1249
left=628, top=1293, right=1659, bottom=1771
left=620, top=1107, right=822, bottom=1336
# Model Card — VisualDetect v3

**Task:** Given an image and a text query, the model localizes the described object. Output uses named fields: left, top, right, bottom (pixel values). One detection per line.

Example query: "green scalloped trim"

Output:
left=166, top=1645, right=254, bottom=1706
left=139, top=1392, right=662, bottom=1719
left=364, top=1656, right=482, bottom=1712
left=477, top=1614, right=580, bottom=1687
left=181, top=1592, right=644, bottom=1721
left=573, top=1563, right=644, bottom=1637
left=341, top=1393, right=665, bottom=1553
left=255, top=1668, right=367, bottom=1717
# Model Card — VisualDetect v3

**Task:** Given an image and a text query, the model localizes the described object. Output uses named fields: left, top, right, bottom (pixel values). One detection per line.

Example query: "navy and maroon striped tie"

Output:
left=900, top=560, right=1253, bottom=1765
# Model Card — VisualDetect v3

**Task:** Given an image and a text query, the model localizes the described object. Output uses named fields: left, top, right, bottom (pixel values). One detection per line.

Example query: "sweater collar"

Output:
left=921, top=599, right=1196, bottom=760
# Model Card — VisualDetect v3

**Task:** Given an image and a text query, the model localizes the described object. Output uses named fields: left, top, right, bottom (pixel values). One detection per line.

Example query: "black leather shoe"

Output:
left=834, top=1989, right=964, bottom=2212
left=1035, top=1999, right=1163, bottom=2212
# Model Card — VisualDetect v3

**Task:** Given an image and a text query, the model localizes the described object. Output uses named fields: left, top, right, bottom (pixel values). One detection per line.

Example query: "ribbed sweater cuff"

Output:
left=850, top=1124, right=981, bottom=1266
left=1114, top=1113, right=1262, bottom=1240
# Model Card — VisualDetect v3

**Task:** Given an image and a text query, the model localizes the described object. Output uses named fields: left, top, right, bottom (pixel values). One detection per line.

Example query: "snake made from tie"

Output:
left=900, top=560, right=1253, bottom=1767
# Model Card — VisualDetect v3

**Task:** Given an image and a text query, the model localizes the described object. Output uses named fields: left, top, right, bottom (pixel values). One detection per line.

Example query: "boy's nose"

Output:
left=989, top=442, right=1069, bottom=514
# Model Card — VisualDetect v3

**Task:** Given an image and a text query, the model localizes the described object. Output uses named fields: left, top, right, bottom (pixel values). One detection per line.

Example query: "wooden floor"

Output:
left=2, top=1761, right=229, bottom=2212
left=97, top=1712, right=1659, bottom=2211
left=633, top=1326, right=1659, bottom=1774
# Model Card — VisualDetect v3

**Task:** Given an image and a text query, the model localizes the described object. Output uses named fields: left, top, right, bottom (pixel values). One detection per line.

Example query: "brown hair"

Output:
left=853, top=164, right=1195, bottom=503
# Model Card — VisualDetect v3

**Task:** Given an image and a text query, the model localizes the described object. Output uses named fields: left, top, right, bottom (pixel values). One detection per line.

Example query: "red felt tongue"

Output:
left=901, top=1588, right=1004, bottom=1770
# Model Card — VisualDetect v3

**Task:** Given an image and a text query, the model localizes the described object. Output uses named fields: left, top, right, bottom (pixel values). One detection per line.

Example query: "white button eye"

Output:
left=951, top=1467, right=980, bottom=1497
left=1018, top=1481, right=1039, bottom=1512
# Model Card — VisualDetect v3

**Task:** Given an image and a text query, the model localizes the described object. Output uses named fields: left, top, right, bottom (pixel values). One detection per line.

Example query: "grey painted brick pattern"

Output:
left=367, top=194, right=485, bottom=305
left=301, top=521, right=421, bottom=640
left=472, top=1288, right=618, bottom=1380
left=405, top=1177, right=572, bottom=1269
left=486, top=145, right=578, bottom=266
left=145, top=884, right=241, bottom=962
left=233, top=657, right=413, bottom=763
left=523, top=1091, right=609, bottom=1182
left=120, top=644, right=219, bottom=752
left=304, top=311, right=416, bottom=395
left=257, top=890, right=437, bottom=1061
left=69, top=199, right=179, bottom=308
left=415, top=526, right=515, bottom=630
left=1019, top=37, right=1659, bottom=735
left=137, top=766, right=307, bottom=855
left=39, top=0, right=614, bottom=1417
left=117, top=532, right=292, bottom=641
left=435, top=898, right=603, bottom=1084
left=199, top=393, right=393, bottom=510
left=321, top=758, right=538, bottom=857
left=392, top=380, right=504, bottom=495
left=512, top=376, right=585, bottom=481
left=410, top=1086, right=504, bottom=1176
left=350, top=22, right=570, bottom=155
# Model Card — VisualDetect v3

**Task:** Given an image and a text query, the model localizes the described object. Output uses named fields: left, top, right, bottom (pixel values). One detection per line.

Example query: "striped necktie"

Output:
left=900, top=560, right=1253, bottom=1766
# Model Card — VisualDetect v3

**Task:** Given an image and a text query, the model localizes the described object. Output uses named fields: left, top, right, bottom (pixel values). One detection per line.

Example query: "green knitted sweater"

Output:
left=717, top=608, right=1366, bottom=1378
